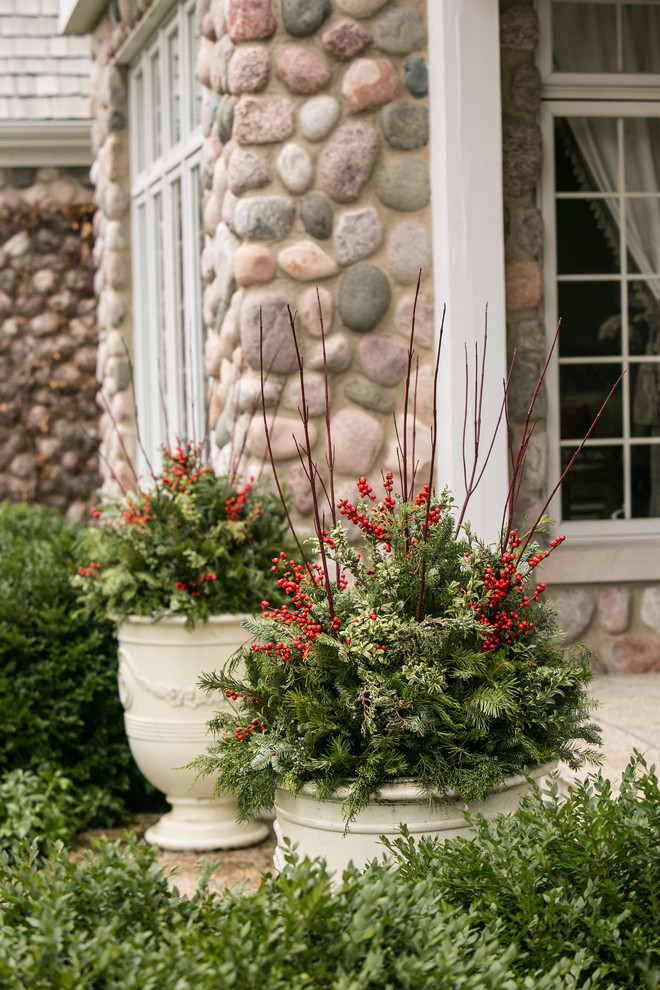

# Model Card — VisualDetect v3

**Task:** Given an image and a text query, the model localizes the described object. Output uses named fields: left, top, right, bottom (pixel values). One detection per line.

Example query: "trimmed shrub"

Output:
left=0, top=759, right=658, bottom=988
left=0, top=501, right=153, bottom=824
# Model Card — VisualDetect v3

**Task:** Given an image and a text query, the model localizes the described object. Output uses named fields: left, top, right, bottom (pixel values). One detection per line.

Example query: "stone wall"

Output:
left=0, top=166, right=101, bottom=518
left=198, top=0, right=433, bottom=513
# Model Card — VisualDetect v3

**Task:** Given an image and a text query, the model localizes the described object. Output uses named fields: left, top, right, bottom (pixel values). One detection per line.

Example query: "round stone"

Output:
left=372, top=6, right=427, bottom=54
left=276, top=142, right=314, bottom=194
left=337, top=264, right=391, bottom=332
left=512, top=205, right=543, bottom=257
left=331, top=407, right=384, bottom=476
left=285, top=372, right=328, bottom=417
left=335, top=0, right=389, bottom=16
left=387, top=220, right=431, bottom=284
left=379, top=101, right=429, bottom=150
left=240, top=291, right=298, bottom=373
left=233, top=196, right=296, bottom=240
left=234, top=243, right=276, bottom=286
left=300, top=284, right=334, bottom=337
left=275, top=46, right=333, bottom=95
left=309, top=333, right=352, bottom=372
left=610, top=635, right=660, bottom=674
left=281, top=0, right=331, bottom=37
left=217, top=95, right=236, bottom=143
left=227, top=45, right=270, bottom=94
left=299, top=95, right=341, bottom=142
left=393, top=293, right=435, bottom=349
left=226, top=0, right=276, bottom=42
left=505, top=260, right=543, bottom=312
left=341, top=58, right=398, bottom=113
left=357, top=334, right=409, bottom=386
left=500, top=3, right=539, bottom=51
left=551, top=589, right=595, bottom=645
left=319, top=121, right=379, bottom=204
left=502, top=116, right=542, bottom=198
left=403, top=56, right=428, bottom=98
left=334, top=207, right=383, bottom=265
left=511, top=62, right=542, bottom=114
left=300, top=192, right=334, bottom=240
left=226, top=148, right=272, bottom=194
left=321, top=19, right=371, bottom=59
left=507, top=360, right=546, bottom=421
left=278, top=241, right=338, bottom=281
left=246, top=413, right=317, bottom=460
left=345, top=377, right=395, bottom=414
left=232, top=95, right=295, bottom=144
left=375, top=156, right=430, bottom=212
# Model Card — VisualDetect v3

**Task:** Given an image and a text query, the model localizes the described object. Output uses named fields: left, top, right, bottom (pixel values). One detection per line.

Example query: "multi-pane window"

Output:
left=539, top=0, right=660, bottom=532
left=129, top=0, right=204, bottom=471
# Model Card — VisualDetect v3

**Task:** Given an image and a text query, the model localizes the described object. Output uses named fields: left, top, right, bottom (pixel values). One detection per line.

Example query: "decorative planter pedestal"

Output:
left=273, top=763, right=555, bottom=876
left=117, top=614, right=268, bottom=851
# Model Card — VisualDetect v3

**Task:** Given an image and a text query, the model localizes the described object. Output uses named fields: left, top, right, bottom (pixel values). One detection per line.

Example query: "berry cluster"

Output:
left=468, top=531, right=564, bottom=653
left=174, top=572, right=217, bottom=598
left=158, top=440, right=212, bottom=493
left=234, top=718, right=266, bottom=741
left=77, top=561, right=100, bottom=579
left=225, top=478, right=259, bottom=521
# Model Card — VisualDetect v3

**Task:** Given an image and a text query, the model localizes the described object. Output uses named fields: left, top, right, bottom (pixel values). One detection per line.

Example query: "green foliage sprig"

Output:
left=75, top=440, right=294, bottom=628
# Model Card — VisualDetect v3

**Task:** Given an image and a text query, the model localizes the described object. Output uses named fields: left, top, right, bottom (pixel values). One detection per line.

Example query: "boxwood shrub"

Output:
left=0, top=501, right=154, bottom=825
left=0, top=758, right=658, bottom=989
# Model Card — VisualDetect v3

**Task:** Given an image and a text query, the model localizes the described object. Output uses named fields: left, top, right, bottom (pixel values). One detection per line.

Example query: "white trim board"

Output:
left=0, top=120, right=92, bottom=166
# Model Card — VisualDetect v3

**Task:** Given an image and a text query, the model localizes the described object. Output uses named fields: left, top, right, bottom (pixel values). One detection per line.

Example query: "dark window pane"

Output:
left=629, top=281, right=660, bottom=355
left=556, top=198, right=620, bottom=275
left=622, top=7, right=660, bottom=73
left=552, top=3, right=617, bottom=72
left=631, top=444, right=660, bottom=517
left=560, top=445, right=623, bottom=520
left=560, top=363, right=623, bottom=439
left=558, top=281, right=621, bottom=357
left=630, top=362, right=660, bottom=436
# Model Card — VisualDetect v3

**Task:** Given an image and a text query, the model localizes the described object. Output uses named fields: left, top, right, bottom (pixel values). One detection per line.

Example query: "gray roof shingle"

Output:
left=0, top=0, right=91, bottom=121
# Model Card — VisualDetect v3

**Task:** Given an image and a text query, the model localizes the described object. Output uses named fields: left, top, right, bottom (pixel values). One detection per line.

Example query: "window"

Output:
left=129, top=0, right=204, bottom=471
left=539, top=0, right=660, bottom=536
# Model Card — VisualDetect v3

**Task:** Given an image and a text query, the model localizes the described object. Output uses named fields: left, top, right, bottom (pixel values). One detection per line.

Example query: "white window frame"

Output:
left=128, top=0, right=204, bottom=473
left=538, top=0, right=660, bottom=579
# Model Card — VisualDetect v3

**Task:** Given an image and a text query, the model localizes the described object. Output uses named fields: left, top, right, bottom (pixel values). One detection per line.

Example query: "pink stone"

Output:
left=341, top=58, right=398, bottom=112
left=287, top=459, right=326, bottom=514
left=275, top=46, right=333, bottom=96
left=285, top=372, right=328, bottom=418
left=505, top=260, right=543, bottom=312
left=331, top=407, right=383, bottom=475
left=393, top=293, right=434, bottom=349
left=208, top=382, right=223, bottom=430
left=278, top=241, right=338, bottom=281
left=598, top=587, right=632, bottom=635
left=228, top=45, right=270, bottom=94
left=610, top=635, right=660, bottom=673
left=245, top=413, right=317, bottom=460
left=226, top=0, right=276, bottom=42
left=232, top=96, right=296, bottom=145
left=205, top=332, right=230, bottom=378
left=234, top=243, right=276, bottom=286
left=197, top=41, right=214, bottom=88
left=29, top=312, right=59, bottom=336
left=203, top=192, right=223, bottom=235
left=300, top=285, right=334, bottom=338
left=357, top=334, right=409, bottom=386
left=104, top=183, right=129, bottom=220
left=321, top=19, right=371, bottom=59
left=104, top=251, right=130, bottom=290
left=201, top=10, right=216, bottom=40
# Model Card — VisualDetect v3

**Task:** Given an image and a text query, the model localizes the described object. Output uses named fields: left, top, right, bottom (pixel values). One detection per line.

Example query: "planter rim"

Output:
left=282, top=761, right=558, bottom=804
left=117, top=613, right=255, bottom=627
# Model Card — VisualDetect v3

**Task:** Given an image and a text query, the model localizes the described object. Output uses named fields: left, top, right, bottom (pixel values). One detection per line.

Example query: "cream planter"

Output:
left=273, top=762, right=555, bottom=876
left=117, top=614, right=268, bottom=851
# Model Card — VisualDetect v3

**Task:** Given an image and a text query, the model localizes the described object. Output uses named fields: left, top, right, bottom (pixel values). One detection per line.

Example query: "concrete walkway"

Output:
left=72, top=673, right=660, bottom=896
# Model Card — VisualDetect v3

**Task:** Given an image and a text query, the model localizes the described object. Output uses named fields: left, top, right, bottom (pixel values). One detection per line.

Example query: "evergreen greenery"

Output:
left=0, top=758, right=658, bottom=989
left=193, top=480, right=601, bottom=823
left=75, top=441, right=295, bottom=628
left=0, top=501, right=152, bottom=824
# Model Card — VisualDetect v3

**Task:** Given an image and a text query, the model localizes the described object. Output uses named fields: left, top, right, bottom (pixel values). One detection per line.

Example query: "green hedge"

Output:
left=0, top=502, right=154, bottom=825
left=1, top=758, right=658, bottom=989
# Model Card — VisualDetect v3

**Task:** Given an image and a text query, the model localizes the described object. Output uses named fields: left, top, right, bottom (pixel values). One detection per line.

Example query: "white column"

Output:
left=427, top=0, right=509, bottom=541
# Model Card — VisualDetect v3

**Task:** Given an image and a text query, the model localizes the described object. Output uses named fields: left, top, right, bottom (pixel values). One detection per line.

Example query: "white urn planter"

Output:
left=273, top=762, right=555, bottom=876
left=117, top=614, right=269, bottom=851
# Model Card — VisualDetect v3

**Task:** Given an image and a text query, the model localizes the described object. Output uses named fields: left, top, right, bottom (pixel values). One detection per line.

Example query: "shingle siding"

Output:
left=0, top=0, right=91, bottom=120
